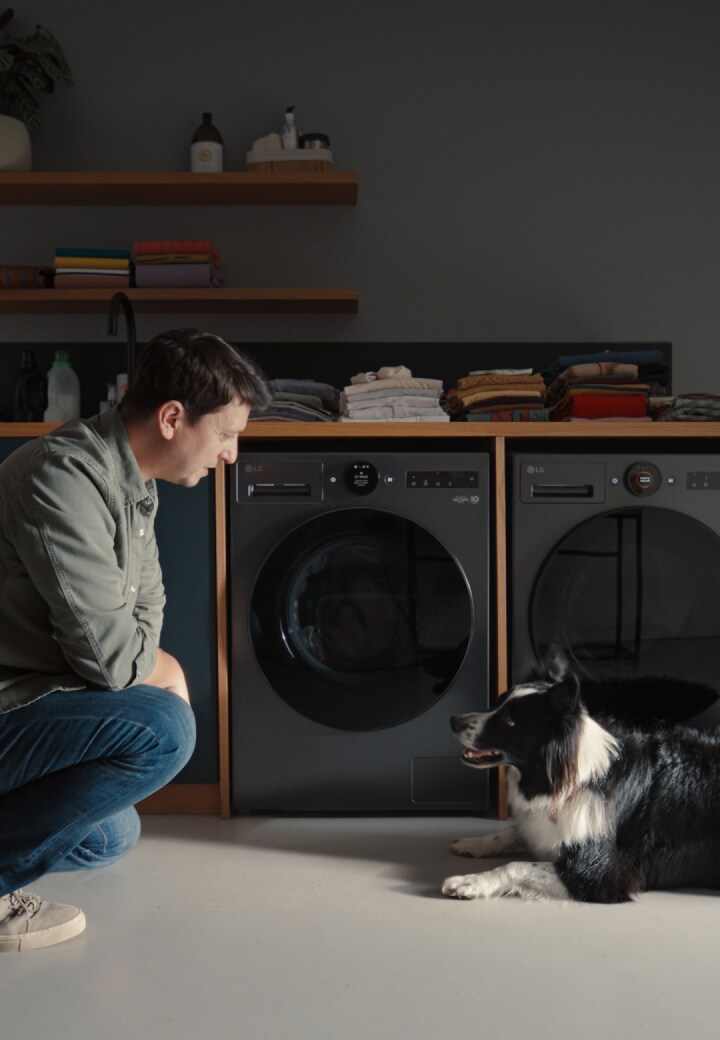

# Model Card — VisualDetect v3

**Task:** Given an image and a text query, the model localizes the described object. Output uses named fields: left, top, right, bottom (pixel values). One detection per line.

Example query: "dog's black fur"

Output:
left=443, top=648, right=720, bottom=902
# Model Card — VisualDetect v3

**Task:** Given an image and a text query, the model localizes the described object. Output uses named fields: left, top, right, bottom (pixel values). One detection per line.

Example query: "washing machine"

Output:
left=230, top=448, right=490, bottom=812
left=510, top=451, right=720, bottom=726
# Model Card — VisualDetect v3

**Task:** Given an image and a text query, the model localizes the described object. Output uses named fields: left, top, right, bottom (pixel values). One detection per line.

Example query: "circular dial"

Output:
left=625, top=462, right=662, bottom=496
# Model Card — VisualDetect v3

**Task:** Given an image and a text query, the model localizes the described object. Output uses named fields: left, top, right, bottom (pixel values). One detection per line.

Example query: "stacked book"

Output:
left=133, top=240, right=224, bottom=288
left=53, top=248, right=131, bottom=288
left=445, top=369, right=548, bottom=421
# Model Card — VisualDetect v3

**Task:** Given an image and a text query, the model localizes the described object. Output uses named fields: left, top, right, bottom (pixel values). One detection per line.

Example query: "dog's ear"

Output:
left=539, top=642, right=572, bottom=683
left=547, top=673, right=582, bottom=718
left=546, top=674, right=583, bottom=796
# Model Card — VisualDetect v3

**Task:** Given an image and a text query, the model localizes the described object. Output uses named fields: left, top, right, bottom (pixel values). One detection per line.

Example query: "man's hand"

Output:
left=144, top=648, right=190, bottom=703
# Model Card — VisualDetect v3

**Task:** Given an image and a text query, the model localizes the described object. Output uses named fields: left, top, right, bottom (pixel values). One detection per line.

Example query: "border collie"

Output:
left=442, top=648, right=720, bottom=902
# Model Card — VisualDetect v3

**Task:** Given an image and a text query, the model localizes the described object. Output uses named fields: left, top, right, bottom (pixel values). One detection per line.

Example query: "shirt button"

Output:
left=130, top=585, right=136, bottom=593
left=138, top=528, right=145, bottom=537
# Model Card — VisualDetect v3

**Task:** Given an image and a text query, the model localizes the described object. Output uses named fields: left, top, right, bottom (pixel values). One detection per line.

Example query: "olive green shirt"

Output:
left=0, top=405, right=164, bottom=713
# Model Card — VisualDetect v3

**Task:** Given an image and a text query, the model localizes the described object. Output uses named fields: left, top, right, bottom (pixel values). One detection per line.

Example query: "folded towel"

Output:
left=54, top=273, right=131, bottom=288
left=0, top=265, right=54, bottom=288
left=134, top=263, right=224, bottom=288
left=339, top=409, right=449, bottom=418
left=343, top=376, right=443, bottom=396
left=133, top=239, right=218, bottom=255
left=56, top=247, right=130, bottom=259
left=54, top=256, right=130, bottom=270
left=350, top=366, right=413, bottom=384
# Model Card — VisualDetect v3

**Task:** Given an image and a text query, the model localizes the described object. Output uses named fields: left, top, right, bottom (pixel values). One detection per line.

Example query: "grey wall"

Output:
left=2, top=0, right=719, bottom=392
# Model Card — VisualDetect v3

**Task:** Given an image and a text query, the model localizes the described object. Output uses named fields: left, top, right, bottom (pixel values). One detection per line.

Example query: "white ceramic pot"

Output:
left=0, top=114, right=32, bottom=171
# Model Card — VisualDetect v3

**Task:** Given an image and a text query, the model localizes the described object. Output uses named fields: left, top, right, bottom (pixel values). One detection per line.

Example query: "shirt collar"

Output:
left=93, top=405, right=157, bottom=507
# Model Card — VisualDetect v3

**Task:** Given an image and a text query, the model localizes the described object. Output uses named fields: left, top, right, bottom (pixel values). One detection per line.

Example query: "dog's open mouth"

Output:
left=462, top=748, right=504, bottom=768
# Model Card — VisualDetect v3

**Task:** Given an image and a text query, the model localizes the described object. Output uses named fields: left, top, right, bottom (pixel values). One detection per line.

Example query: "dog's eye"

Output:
left=504, top=715, right=515, bottom=727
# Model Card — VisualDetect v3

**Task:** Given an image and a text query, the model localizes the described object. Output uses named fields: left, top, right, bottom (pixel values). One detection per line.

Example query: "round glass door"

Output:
left=249, top=508, right=472, bottom=730
left=530, top=507, right=720, bottom=686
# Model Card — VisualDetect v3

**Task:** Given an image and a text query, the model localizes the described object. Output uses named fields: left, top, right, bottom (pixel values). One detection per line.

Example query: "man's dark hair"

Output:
left=119, top=329, right=271, bottom=423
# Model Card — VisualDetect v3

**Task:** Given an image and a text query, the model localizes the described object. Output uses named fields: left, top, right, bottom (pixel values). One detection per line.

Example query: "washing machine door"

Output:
left=530, top=506, right=720, bottom=686
left=249, top=508, right=472, bottom=730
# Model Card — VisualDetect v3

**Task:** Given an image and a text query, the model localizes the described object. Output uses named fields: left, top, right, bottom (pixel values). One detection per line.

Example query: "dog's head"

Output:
left=450, top=651, right=618, bottom=798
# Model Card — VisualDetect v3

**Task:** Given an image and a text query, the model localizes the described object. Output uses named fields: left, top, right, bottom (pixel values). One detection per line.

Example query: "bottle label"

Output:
left=191, top=141, right=223, bottom=172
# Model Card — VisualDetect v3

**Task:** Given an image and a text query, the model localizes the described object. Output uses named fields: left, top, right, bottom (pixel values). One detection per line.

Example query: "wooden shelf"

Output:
left=0, top=287, right=359, bottom=314
left=0, top=170, right=358, bottom=206
left=238, top=421, right=720, bottom=439
left=4, top=421, right=718, bottom=440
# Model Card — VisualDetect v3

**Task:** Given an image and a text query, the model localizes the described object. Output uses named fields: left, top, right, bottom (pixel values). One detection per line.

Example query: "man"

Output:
left=0, top=329, right=270, bottom=951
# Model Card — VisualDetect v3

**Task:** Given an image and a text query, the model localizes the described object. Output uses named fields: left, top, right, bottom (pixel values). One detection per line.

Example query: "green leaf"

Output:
left=11, top=83, right=40, bottom=131
left=0, top=46, right=14, bottom=72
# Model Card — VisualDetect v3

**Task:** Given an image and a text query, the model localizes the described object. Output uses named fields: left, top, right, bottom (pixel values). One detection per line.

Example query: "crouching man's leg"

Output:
left=0, top=685, right=195, bottom=950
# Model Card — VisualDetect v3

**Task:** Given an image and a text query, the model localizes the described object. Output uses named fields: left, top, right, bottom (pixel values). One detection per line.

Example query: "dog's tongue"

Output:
left=463, top=749, right=492, bottom=761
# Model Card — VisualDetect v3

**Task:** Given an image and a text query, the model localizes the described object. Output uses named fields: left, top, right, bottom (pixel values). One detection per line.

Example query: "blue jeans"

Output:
left=0, top=686, right=196, bottom=896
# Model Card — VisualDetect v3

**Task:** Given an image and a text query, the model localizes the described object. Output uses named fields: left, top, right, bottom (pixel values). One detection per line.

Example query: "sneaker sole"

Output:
left=0, top=908, right=86, bottom=952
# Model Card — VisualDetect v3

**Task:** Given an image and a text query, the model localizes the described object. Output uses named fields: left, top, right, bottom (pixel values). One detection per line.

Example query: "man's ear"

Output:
left=157, top=400, right=185, bottom=441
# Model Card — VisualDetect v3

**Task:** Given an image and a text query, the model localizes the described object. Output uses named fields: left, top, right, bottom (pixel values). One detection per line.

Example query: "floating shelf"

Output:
left=3, top=422, right=719, bottom=441
left=0, top=287, right=359, bottom=314
left=0, top=171, right=358, bottom=206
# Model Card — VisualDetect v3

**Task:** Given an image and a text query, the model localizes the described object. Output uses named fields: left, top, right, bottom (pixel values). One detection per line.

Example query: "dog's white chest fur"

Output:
left=507, top=769, right=612, bottom=858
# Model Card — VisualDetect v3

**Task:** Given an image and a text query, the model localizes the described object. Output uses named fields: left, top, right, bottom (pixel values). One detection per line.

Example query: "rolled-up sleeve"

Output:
left=11, top=451, right=162, bottom=690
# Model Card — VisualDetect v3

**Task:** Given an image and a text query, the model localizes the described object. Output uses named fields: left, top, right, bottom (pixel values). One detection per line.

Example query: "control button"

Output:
left=610, top=476, right=620, bottom=486
left=625, top=462, right=662, bottom=496
left=383, top=474, right=396, bottom=485
left=345, top=461, right=379, bottom=495
left=667, top=476, right=676, bottom=486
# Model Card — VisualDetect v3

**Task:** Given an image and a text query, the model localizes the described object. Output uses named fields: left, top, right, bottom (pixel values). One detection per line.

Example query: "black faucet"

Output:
left=107, top=292, right=137, bottom=383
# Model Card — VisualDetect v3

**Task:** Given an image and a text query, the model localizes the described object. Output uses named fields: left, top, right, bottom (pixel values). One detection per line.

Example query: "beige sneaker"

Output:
left=0, top=890, right=86, bottom=951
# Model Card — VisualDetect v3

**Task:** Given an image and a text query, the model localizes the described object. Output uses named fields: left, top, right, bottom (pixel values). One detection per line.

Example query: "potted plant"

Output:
left=0, top=7, right=73, bottom=169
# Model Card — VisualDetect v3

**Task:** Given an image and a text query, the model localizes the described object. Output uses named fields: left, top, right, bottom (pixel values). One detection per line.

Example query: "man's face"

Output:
left=164, top=397, right=251, bottom=487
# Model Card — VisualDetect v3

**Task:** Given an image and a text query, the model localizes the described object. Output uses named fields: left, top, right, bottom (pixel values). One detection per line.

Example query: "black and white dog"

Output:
left=443, top=649, right=720, bottom=903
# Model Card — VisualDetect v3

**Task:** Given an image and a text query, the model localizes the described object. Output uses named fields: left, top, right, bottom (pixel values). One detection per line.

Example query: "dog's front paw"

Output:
left=442, top=873, right=491, bottom=900
left=450, top=836, right=496, bottom=858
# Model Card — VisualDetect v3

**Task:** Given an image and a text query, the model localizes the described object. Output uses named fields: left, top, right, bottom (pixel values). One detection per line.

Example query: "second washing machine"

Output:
left=510, top=451, right=720, bottom=727
left=230, top=447, right=491, bottom=812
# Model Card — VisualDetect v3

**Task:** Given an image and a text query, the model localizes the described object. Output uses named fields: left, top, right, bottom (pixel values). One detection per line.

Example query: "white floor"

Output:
left=4, top=815, right=719, bottom=1039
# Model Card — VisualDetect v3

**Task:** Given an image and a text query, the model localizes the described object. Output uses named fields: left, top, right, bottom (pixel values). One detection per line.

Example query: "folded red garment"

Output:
left=562, top=394, right=648, bottom=419
left=133, top=240, right=216, bottom=254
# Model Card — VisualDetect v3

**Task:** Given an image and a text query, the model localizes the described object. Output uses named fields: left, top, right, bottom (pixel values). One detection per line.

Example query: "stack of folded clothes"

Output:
left=133, top=240, right=224, bottom=287
left=339, top=366, right=448, bottom=422
left=0, top=264, right=54, bottom=288
left=445, top=369, right=548, bottom=421
left=656, top=394, right=720, bottom=422
left=53, top=247, right=131, bottom=288
left=249, top=378, right=341, bottom=422
left=543, top=348, right=669, bottom=422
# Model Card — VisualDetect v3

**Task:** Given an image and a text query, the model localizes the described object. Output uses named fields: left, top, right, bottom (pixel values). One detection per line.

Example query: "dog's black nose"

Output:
left=450, top=715, right=464, bottom=734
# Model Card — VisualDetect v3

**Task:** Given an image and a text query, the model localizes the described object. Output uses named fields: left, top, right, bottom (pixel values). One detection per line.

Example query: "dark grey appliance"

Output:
left=510, top=452, right=720, bottom=726
left=230, top=449, right=490, bottom=812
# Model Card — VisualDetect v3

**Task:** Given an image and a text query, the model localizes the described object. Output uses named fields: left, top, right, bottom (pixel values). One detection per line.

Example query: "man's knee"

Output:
left=128, top=685, right=197, bottom=774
